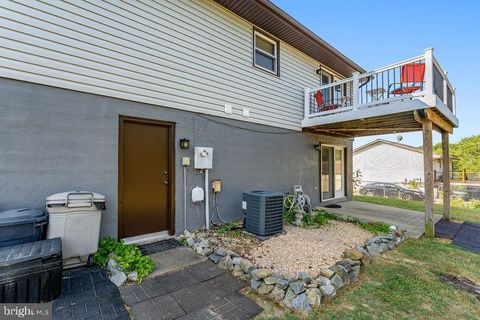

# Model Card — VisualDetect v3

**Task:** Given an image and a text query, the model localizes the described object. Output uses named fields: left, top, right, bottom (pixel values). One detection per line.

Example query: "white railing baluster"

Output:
left=424, top=48, right=435, bottom=105
left=304, top=87, right=311, bottom=119
left=352, top=72, right=360, bottom=110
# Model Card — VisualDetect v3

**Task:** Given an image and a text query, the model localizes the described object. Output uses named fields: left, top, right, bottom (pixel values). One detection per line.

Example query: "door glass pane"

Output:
left=255, top=51, right=275, bottom=71
left=322, top=147, right=331, bottom=194
left=255, top=35, right=275, bottom=54
left=335, top=149, right=343, bottom=191
left=321, top=74, right=331, bottom=85
left=321, top=73, right=332, bottom=104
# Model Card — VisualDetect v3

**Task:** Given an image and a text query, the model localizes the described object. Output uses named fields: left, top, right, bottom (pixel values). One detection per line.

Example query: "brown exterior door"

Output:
left=119, top=116, right=175, bottom=238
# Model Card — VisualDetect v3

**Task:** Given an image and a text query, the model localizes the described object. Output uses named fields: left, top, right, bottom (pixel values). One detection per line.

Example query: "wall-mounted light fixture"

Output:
left=314, top=143, right=320, bottom=151
left=179, top=138, right=190, bottom=149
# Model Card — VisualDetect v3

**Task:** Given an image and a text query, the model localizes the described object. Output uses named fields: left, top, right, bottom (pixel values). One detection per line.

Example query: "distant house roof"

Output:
left=354, top=139, right=456, bottom=160
left=214, top=0, right=365, bottom=78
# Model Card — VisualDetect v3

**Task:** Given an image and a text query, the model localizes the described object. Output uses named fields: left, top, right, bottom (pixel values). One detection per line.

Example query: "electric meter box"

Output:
left=194, top=147, right=213, bottom=169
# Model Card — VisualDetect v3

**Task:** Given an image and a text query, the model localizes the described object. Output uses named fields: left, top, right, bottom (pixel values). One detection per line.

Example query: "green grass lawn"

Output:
left=262, top=239, right=480, bottom=320
left=353, top=195, right=480, bottom=224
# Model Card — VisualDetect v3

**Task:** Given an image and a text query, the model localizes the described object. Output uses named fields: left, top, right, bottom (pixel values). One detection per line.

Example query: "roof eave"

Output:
left=214, top=0, right=365, bottom=77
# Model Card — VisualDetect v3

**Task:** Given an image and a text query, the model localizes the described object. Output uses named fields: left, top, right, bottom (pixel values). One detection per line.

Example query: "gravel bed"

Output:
left=246, top=221, right=372, bottom=277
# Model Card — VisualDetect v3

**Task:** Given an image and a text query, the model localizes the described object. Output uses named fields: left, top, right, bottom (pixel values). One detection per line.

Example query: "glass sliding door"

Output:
left=335, top=148, right=344, bottom=198
left=321, top=146, right=345, bottom=200
left=321, top=146, right=334, bottom=200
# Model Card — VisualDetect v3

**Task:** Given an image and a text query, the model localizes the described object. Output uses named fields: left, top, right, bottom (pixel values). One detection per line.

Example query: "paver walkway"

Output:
left=120, top=260, right=262, bottom=320
left=53, top=266, right=130, bottom=320
left=323, top=201, right=441, bottom=238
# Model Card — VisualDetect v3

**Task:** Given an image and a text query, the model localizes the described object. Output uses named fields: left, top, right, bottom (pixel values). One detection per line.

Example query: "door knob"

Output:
left=163, top=181, right=168, bottom=185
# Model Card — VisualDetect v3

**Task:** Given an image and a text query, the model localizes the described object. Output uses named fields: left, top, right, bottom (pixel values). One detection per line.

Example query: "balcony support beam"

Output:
left=414, top=109, right=453, bottom=134
left=422, top=116, right=435, bottom=237
left=442, top=131, right=451, bottom=221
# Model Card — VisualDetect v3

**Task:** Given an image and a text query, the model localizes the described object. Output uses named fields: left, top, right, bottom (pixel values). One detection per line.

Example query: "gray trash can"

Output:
left=0, top=208, right=48, bottom=248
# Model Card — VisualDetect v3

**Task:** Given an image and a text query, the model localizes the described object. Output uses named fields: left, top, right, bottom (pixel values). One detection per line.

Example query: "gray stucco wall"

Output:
left=0, top=79, right=352, bottom=237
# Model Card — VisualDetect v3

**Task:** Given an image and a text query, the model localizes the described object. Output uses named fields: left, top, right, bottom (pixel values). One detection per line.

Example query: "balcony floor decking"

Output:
left=304, top=110, right=422, bottom=137
left=303, top=101, right=454, bottom=138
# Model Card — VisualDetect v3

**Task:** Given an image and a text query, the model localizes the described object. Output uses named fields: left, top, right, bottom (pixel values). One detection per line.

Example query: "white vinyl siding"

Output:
left=354, top=144, right=425, bottom=184
left=354, top=143, right=452, bottom=184
left=0, top=0, right=337, bottom=131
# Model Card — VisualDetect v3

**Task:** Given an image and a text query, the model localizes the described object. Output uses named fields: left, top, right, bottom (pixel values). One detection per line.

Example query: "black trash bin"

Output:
left=0, top=238, right=63, bottom=303
left=0, top=208, right=48, bottom=248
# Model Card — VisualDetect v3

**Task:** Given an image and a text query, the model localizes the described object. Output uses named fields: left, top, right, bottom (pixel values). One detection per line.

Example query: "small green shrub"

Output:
left=216, top=221, right=242, bottom=235
left=406, top=179, right=419, bottom=189
left=178, top=237, right=188, bottom=246
left=312, top=209, right=391, bottom=235
left=302, top=212, right=312, bottom=225
left=359, top=221, right=391, bottom=235
left=302, top=209, right=336, bottom=228
left=467, top=199, right=480, bottom=209
left=353, top=169, right=363, bottom=192
left=450, top=196, right=480, bottom=209
left=451, top=196, right=465, bottom=208
left=94, top=237, right=155, bottom=283
left=284, top=209, right=296, bottom=225
left=94, top=236, right=117, bottom=267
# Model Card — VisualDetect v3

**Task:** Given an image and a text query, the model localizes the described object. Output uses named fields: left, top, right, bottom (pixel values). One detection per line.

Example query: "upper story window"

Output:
left=253, top=31, right=279, bottom=75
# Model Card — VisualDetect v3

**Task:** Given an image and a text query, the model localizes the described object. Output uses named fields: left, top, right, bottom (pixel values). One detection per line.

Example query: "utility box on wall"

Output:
left=194, top=147, right=213, bottom=169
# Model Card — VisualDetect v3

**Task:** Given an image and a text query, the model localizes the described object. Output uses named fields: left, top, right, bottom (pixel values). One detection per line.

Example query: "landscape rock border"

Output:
left=179, top=226, right=408, bottom=312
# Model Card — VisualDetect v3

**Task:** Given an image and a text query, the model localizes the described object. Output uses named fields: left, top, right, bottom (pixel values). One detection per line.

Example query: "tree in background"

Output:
left=433, top=135, right=480, bottom=172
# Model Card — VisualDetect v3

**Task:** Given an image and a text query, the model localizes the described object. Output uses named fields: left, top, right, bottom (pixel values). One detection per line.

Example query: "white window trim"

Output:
left=253, top=31, right=278, bottom=75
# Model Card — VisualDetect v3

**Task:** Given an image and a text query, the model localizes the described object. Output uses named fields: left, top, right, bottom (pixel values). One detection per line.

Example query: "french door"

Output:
left=321, top=146, right=345, bottom=201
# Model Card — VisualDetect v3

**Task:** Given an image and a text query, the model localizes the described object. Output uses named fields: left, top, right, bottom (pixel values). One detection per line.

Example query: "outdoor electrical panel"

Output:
left=192, top=186, right=204, bottom=203
left=194, top=147, right=213, bottom=169
left=182, top=157, right=191, bottom=166
left=212, top=179, right=222, bottom=193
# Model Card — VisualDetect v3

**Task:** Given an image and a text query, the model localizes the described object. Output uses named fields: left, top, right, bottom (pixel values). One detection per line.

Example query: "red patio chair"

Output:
left=313, top=91, right=338, bottom=112
left=389, top=63, right=425, bottom=96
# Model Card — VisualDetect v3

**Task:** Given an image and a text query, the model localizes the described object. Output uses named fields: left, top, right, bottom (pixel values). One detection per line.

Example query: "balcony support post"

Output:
left=304, top=87, right=311, bottom=120
left=442, top=131, right=451, bottom=221
left=352, top=72, right=360, bottom=109
left=422, top=117, right=435, bottom=237
left=424, top=48, right=436, bottom=106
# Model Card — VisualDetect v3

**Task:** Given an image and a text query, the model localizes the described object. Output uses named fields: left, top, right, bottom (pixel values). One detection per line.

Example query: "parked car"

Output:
left=359, top=183, right=425, bottom=200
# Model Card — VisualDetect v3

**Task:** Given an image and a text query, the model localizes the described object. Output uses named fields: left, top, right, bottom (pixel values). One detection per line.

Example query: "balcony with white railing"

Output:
left=302, top=48, right=458, bottom=137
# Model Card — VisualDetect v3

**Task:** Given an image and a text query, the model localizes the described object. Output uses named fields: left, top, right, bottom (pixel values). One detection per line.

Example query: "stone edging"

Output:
left=179, top=227, right=408, bottom=312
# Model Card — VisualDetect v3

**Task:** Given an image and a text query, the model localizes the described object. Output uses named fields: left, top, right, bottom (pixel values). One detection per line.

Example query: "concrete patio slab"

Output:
left=322, top=201, right=441, bottom=239
left=148, top=246, right=207, bottom=278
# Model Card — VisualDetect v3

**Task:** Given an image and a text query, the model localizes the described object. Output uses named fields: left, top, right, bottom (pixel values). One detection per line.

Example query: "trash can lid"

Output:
left=46, top=191, right=106, bottom=207
left=0, top=208, right=46, bottom=226
left=0, top=238, right=62, bottom=267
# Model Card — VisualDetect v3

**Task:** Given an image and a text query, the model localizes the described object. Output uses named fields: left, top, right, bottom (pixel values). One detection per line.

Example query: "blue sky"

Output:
left=272, top=0, right=479, bottom=148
